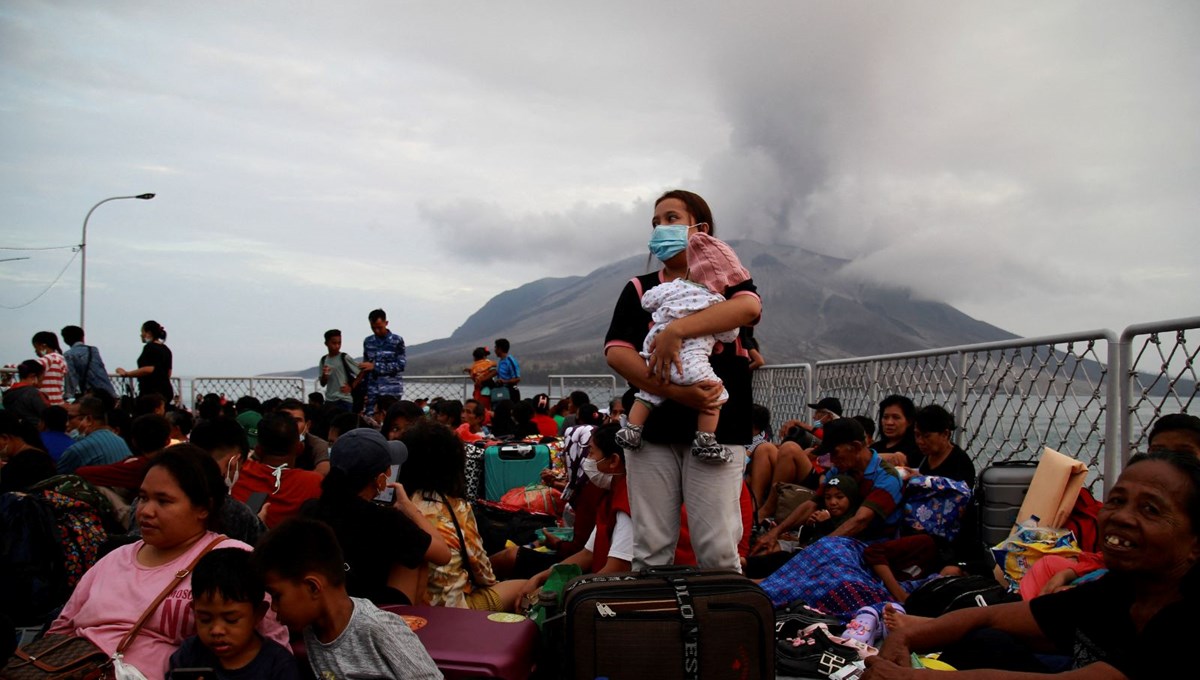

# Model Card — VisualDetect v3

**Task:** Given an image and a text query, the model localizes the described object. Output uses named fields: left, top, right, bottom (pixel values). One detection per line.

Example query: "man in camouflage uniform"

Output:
left=361, top=308, right=406, bottom=414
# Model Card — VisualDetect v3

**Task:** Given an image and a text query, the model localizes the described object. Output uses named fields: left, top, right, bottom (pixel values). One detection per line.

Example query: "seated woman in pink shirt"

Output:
left=48, top=445, right=290, bottom=678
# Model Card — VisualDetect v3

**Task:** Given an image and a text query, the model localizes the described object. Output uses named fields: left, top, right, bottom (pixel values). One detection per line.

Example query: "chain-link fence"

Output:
left=112, top=374, right=185, bottom=405
left=401, top=376, right=475, bottom=402
left=0, top=368, right=186, bottom=405
left=190, top=377, right=307, bottom=406
left=546, top=374, right=620, bottom=405
left=811, top=332, right=1117, bottom=491
left=808, top=333, right=1117, bottom=491
left=7, top=318, right=1191, bottom=495
left=957, top=334, right=1117, bottom=490
left=750, top=364, right=814, bottom=427
left=1119, top=316, right=1200, bottom=463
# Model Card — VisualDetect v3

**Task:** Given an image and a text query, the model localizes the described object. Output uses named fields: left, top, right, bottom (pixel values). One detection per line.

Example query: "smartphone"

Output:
left=373, top=464, right=400, bottom=505
left=171, top=669, right=216, bottom=680
left=246, top=491, right=269, bottom=514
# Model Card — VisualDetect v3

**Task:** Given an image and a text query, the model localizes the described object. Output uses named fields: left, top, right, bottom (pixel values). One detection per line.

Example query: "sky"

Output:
left=2, top=1, right=1198, bottom=378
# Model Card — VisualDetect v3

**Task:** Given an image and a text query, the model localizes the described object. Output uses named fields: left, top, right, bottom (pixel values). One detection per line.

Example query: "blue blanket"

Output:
left=759, top=536, right=934, bottom=620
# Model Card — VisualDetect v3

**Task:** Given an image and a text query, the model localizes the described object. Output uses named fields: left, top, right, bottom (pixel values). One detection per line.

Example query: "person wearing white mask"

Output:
left=128, top=416, right=267, bottom=544
left=604, top=189, right=761, bottom=573
left=515, top=424, right=632, bottom=610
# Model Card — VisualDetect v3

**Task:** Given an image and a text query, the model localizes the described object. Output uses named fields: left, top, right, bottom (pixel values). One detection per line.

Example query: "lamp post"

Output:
left=80, top=193, right=155, bottom=327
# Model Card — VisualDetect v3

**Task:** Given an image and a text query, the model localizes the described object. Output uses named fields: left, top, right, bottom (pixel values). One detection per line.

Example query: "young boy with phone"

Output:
left=253, top=518, right=443, bottom=679
left=168, top=548, right=300, bottom=679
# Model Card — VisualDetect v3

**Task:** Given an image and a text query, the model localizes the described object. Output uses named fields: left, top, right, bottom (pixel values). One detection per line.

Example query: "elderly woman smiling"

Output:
left=863, top=449, right=1200, bottom=679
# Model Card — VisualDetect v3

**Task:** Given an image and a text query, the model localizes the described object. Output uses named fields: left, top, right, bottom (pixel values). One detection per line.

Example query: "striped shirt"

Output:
left=38, top=352, right=69, bottom=405
left=57, top=429, right=132, bottom=475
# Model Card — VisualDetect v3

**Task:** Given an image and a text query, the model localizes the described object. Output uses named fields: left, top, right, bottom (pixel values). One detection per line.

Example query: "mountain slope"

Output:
left=400, top=239, right=1018, bottom=380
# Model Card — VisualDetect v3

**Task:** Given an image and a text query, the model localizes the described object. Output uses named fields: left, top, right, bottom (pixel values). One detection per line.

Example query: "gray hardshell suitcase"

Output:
left=976, top=461, right=1037, bottom=547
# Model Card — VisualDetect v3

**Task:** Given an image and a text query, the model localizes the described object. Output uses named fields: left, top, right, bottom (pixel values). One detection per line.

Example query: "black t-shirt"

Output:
left=136, top=341, right=173, bottom=402
left=918, top=444, right=976, bottom=487
left=877, top=434, right=923, bottom=469
left=303, top=496, right=431, bottom=605
left=604, top=271, right=759, bottom=446
left=170, top=634, right=301, bottom=680
left=1029, top=572, right=1197, bottom=678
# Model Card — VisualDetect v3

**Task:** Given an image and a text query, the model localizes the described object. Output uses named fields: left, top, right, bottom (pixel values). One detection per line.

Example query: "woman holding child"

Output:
left=44, top=445, right=289, bottom=677
left=864, top=449, right=1200, bottom=678
left=604, top=189, right=761, bottom=570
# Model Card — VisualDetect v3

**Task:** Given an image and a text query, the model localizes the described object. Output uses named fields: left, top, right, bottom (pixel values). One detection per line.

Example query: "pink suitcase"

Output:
left=382, top=604, right=539, bottom=680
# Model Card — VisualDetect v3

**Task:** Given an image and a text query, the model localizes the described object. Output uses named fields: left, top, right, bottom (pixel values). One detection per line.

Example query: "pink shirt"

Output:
left=48, top=532, right=290, bottom=678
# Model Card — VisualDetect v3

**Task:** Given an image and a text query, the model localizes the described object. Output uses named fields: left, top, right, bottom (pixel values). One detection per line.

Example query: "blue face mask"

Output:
left=648, top=224, right=689, bottom=262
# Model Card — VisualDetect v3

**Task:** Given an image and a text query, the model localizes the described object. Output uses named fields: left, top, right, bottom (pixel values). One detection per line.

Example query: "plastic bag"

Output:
left=527, top=563, right=582, bottom=629
left=991, top=517, right=1080, bottom=592
left=113, top=653, right=150, bottom=680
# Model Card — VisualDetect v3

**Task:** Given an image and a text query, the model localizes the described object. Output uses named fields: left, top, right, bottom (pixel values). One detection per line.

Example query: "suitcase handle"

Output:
left=640, top=565, right=701, bottom=578
left=498, top=444, right=535, bottom=460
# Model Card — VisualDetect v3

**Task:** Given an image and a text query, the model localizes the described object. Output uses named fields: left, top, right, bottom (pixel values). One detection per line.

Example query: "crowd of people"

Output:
left=3, top=189, right=1199, bottom=679
left=0, top=310, right=643, bottom=678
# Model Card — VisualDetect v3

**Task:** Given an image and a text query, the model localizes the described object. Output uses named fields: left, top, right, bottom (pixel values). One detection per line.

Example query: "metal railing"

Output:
left=749, top=319, right=1199, bottom=496
left=804, top=331, right=1118, bottom=491
left=399, top=376, right=475, bottom=402
left=6, top=319, right=1192, bottom=495
left=190, top=377, right=307, bottom=405
left=0, top=368, right=185, bottom=406
left=750, top=364, right=814, bottom=426
left=547, top=374, right=620, bottom=405
left=1118, top=316, right=1200, bottom=464
left=111, top=374, right=184, bottom=404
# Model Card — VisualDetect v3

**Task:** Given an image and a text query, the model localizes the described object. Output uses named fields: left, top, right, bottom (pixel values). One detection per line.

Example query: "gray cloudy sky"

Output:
left=2, top=1, right=1197, bottom=378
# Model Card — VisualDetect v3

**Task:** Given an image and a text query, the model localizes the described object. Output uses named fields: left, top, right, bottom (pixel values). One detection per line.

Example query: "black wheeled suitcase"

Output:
left=976, top=461, right=1038, bottom=547
left=558, top=567, right=774, bottom=680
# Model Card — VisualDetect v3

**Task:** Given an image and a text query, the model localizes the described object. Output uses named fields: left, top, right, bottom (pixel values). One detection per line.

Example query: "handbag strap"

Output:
left=438, top=492, right=480, bottom=588
left=115, top=534, right=228, bottom=655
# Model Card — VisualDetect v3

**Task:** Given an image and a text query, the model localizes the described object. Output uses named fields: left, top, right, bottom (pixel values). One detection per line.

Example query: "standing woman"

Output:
left=117, top=320, right=174, bottom=404
left=603, top=189, right=761, bottom=570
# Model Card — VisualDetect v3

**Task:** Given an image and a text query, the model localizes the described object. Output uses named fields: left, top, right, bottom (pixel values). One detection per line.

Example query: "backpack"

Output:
left=38, top=489, right=108, bottom=588
left=471, top=498, right=557, bottom=554
left=28, top=474, right=123, bottom=534
left=1063, top=486, right=1103, bottom=553
left=0, top=492, right=68, bottom=625
left=904, top=574, right=1017, bottom=618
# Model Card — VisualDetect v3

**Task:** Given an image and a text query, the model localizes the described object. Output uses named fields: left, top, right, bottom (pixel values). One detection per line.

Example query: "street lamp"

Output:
left=80, top=193, right=155, bottom=327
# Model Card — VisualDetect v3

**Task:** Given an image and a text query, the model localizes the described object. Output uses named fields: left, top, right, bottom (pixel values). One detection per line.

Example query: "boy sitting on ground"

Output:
left=169, top=548, right=300, bottom=679
left=252, top=518, right=442, bottom=680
